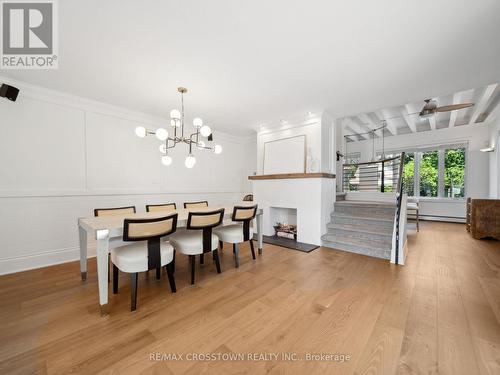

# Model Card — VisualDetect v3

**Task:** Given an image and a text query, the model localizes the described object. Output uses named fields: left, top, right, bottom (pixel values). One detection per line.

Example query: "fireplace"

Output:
left=270, top=207, right=297, bottom=241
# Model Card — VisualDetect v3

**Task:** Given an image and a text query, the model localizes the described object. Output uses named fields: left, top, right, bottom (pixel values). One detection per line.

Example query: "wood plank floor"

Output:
left=0, top=222, right=499, bottom=374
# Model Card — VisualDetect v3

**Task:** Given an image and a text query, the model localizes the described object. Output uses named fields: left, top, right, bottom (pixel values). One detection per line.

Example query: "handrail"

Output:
left=394, top=152, right=405, bottom=265
left=342, top=155, right=401, bottom=167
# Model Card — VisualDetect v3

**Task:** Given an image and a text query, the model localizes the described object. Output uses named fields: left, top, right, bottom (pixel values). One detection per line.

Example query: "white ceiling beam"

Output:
left=344, top=118, right=369, bottom=140
left=449, top=91, right=462, bottom=128
left=402, top=104, right=418, bottom=133
left=375, top=110, right=397, bottom=135
left=469, top=83, right=498, bottom=125
left=357, top=113, right=382, bottom=138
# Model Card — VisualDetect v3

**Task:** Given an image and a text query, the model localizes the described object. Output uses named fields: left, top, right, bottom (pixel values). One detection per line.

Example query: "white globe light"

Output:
left=193, top=117, right=203, bottom=128
left=214, top=144, right=223, bottom=154
left=185, top=154, right=196, bottom=168
left=170, top=109, right=181, bottom=120
left=161, top=155, right=172, bottom=166
left=159, top=144, right=167, bottom=153
left=197, top=140, right=206, bottom=149
left=135, top=126, right=146, bottom=138
left=200, top=125, right=212, bottom=137
left=155, top=128, right=168, bottom=141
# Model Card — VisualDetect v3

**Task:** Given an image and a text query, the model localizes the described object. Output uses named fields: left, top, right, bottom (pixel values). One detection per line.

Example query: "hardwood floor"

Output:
left=0, top=222, right=499, bottom=374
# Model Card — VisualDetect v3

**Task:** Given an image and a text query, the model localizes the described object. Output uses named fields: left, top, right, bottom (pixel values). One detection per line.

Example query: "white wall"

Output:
left=345, top=123, right=491, bottom=220
left=0, top=77, right=255, bottom=275
left=488, top=116, right=500, bottom=198
left=256, top=119, right=322, bottom=175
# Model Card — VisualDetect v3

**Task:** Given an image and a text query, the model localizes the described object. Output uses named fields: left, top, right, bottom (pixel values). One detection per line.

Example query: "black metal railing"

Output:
left=342, top=155, right=402, bottom=193
left=394, top=152, right=405, bottom=265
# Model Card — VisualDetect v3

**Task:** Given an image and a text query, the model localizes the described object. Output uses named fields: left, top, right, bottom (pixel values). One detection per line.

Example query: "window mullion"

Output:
left=415, top=152, right=420, bottom=197
left=438, top=149, right=445, bottom=198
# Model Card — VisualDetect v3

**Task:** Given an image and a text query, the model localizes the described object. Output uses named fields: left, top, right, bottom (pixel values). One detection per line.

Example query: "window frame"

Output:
left=378, top=142, right=468, bottom=200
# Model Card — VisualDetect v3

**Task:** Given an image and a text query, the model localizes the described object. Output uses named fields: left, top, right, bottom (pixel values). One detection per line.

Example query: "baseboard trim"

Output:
left=0, top=247, right=95, bottom=276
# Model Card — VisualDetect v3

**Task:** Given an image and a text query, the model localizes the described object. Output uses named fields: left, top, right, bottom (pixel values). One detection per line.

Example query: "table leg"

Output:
left=96, top=229, right=110, bottom=316
left=79, top=224, right=88, bottom=281
left=257, top=212, right=263, bottom=255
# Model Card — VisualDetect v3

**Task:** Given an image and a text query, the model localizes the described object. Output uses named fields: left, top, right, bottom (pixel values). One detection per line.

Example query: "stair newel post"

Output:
left=381, top=160, right=385, bottom=193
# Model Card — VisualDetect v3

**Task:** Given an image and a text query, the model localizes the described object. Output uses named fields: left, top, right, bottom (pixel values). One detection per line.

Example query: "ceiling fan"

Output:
left=416, top=99, right=474, bottom=118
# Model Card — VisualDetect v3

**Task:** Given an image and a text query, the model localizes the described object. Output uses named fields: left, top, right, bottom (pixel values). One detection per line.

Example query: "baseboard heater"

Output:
left=408, top=214, right=465, bottom=223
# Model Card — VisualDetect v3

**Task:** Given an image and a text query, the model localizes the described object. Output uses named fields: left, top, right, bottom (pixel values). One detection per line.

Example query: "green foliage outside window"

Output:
left=444, top=148, right=465, bottom=197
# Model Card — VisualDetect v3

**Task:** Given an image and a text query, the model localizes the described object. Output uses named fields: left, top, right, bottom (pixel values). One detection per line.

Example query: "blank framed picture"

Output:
left=263, top=135, right=306, bottom=174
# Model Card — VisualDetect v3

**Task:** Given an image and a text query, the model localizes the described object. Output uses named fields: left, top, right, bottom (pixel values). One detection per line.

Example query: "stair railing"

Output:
left=342, top=155, right=402, bottom=193
left=394, top=152, right=405, bottom=265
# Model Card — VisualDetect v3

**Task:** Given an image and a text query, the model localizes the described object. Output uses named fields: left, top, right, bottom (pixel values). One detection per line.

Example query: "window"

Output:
left=382, top=144, right=467, bottom=198
left=444, top=147, right=465, bottom=198
left=402, top=152, right=415, bottom=196
left=419, top=151, right=439, bottom=197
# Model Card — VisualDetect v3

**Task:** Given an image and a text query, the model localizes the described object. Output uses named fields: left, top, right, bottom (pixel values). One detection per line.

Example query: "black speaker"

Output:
left=0, top=84, right=19, bottom=102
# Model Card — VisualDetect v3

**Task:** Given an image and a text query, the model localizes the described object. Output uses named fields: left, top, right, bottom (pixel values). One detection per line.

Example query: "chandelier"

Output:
left=134, top=87, right=222, bottom=168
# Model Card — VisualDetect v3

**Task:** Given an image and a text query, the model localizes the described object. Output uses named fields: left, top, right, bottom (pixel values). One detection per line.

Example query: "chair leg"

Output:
left=112, top=264, right=119, bottom=294
left=172, top=250, right=176, bottom=273
left=249, top=240, right=256, bottom=260
left=233, top=243, right=240, bottom=268
left=213, top=249, right=222, bottom=274
left=165, top=263, right=176, bottom=293
left=108, top=254, right=111, bottom=283
left=189, top=255, right=196, bottom=285
left=156, top=266, right=161, bottom=280
left=200, top=254, right=204, bottom=265
left=416, top=209, right=420, bottom=232
left=219, top=240, right=223, bottom=251
left=130, top=273, right=138, bottom=311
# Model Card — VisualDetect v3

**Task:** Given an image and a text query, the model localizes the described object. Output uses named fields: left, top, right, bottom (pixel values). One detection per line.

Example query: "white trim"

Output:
left=0, top=246, right=93, bottom=275
left=0, top=188, right=244, bottom=198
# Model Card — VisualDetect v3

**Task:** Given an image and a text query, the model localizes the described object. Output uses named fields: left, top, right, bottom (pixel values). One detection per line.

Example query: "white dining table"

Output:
left=78, top=204, right=263, bottom=315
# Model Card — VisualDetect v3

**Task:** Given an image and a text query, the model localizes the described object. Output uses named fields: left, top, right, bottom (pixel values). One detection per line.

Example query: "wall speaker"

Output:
left=0, top=84, right=19, bottom=102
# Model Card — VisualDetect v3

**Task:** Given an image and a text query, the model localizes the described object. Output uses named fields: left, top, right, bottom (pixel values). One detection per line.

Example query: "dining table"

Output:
left=78, top=204, right=263, bottom=315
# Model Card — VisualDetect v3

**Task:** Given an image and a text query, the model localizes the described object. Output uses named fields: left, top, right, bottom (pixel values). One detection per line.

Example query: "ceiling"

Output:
left=342, top=82, right=500, bottom=141
left=2, top=0, right=500, bottom=136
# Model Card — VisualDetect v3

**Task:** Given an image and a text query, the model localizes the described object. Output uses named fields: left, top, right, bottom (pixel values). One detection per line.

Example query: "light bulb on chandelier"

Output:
left=155, top=128, right=168, bottom=141
left=213, top=144, right=223, bottom=154
left=185, top=154, right=196, bottom=168
left=200, top=125, right=211, bottom=137
left=161, top=155, right=173, bottom=166
left=135, top=126, right=146, bottom=138
left=193, top=117, right=203, bottom=129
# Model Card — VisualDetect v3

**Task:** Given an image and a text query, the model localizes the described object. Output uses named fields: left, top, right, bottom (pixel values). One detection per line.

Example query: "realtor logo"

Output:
left=1, top=0, right=58, bottom=69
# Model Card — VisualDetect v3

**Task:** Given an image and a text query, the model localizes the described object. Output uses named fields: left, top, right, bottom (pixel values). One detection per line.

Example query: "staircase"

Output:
left=322, top=200, right=396, bottom=259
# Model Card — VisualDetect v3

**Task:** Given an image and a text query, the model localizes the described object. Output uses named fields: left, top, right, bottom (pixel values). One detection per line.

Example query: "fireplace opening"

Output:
left=270, top=207, right=297, bottom=241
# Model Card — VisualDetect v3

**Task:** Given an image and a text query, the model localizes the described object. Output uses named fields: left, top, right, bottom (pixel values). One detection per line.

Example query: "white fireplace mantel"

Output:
left=250, top=173, right=335, bottom=245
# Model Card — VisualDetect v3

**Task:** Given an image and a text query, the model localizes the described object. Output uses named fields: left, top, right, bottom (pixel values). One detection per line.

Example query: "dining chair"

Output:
left=94, top=206, right=136, bottom=217
left=183, top=201, right=208, bottom=209
left=406, top=197, right=419, bottom=232
left=213, top=205, right=258, bottom=268
left=111, top=213, right=178, bottom=311
left=94, top=206, right=137, bottom=281
left=146, top=203, right=177, bottom=212
left=169, top=209, right=224, bottom=285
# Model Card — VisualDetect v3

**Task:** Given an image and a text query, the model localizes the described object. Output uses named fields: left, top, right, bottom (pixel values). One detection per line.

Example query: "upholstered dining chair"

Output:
left=169, top=208, right=224, bottom=285
left=406, top=197, right=419, bottom=232
left=94, top=206, right=136, bottom=217
left=183, top=201, right=209, bottom=209
left=94, top=206, right=137, bottom=281
left=111, top=213, right=178, bottom=311
left=213, top=205, right=258, bottom=268
left=146, top=203, right=177, bottom=212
